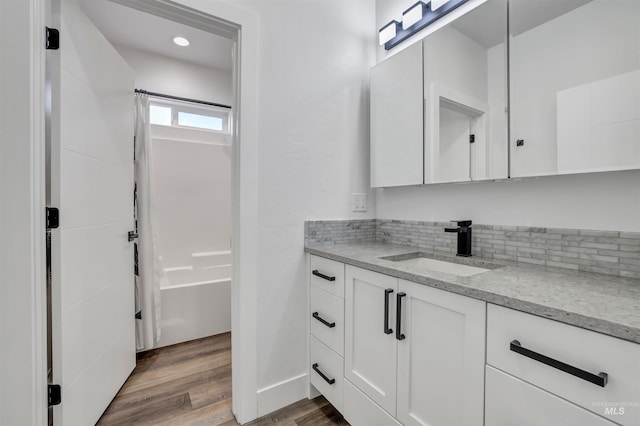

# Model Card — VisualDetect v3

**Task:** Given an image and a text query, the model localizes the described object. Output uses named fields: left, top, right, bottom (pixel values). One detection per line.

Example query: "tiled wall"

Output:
left=305, top=219, right=640, bottom=279
left=305, top=220, right=377, bottom=246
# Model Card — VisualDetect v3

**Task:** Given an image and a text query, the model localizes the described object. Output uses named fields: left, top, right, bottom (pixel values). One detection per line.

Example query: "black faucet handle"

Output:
left=450, top=220, right=472, bottom=228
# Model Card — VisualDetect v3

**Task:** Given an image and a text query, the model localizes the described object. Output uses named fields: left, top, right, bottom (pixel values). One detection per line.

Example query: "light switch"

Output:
left=352, top=193, right=367, bottom=212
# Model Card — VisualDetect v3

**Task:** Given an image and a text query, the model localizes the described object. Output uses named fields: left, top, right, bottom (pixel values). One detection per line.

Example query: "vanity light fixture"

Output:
left=379, top=20, right=400, bottom=45
left=380, top=0, right=468, bottom=50
left=172, top=36, right=190, bottom=47
left=402, top=1, right=428, bottom=29
left=431, top=0, right=452, bottom=11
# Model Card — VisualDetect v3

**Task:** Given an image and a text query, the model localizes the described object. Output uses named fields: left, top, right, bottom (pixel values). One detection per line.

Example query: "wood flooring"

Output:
left=97, top=333, right=348, bottom=426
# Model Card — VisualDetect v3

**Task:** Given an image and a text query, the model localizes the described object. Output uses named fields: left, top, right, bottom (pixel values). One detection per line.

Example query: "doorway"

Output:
left=46, top=0, right=259, bottom=424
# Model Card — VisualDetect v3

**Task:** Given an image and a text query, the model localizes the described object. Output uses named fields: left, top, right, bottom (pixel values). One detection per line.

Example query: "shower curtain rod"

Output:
left=134, top=89, right=231, bottom=109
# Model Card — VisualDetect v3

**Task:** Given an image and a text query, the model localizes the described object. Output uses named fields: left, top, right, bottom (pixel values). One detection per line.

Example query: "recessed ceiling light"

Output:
left=172, top=36, right=190, bottom=47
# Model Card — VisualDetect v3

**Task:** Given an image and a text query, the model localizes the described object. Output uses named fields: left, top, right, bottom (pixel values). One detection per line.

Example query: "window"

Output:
left=149, top=100, right=230, bottom=133
left=150, top=105, right=172, bottom=126
left=177, top=111, right=223, bottom=131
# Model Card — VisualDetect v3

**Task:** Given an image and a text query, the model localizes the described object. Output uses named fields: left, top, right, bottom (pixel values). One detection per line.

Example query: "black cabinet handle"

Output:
left=312, top=312, right=335, bottom=328
left=396, top=292, right=406, bottom=341
left=312, top=363, right=335, bottom=385
left=510, top=340, right=608, bottom=387
left=312, top=270, right=336, bottom=282
left=384, top=288, right=394, bottom=334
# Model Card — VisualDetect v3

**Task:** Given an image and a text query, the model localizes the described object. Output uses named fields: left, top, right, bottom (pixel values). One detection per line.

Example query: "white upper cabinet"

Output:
left=371, top=42, right=424, bottom=188
left=370, top=0, right=508, bottom=187
left=371, top=0, right=640, bottom=186
left=509, top=0, right=640, bottom=177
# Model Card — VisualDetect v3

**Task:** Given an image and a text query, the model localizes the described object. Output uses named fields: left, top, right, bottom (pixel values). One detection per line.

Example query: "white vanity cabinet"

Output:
left=343, top=265, right=486, bottom=425
left=308, top=253, right=640, bottom=426
left=485, top=366, right=618, bottom=426
left=486, top=304, right=640, bottom=426
left=309, top=255, right=346, bottom=413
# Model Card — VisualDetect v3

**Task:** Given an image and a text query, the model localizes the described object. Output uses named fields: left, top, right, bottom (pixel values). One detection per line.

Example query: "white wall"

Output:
left=376, top=170, right=640, bottom=232
left=233, top=0, right=377, bottom=407
left=115, top=44, right=233, bottom=106
left=172, top=0, right=376, bottom=416
left=150, top=126, right=231, bottom=270
left=0, top=1, right=47, bottom=425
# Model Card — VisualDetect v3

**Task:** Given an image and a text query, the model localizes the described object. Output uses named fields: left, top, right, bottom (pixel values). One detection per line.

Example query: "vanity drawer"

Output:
left=486, top=366, right=616, bottom=426
left=310, top=255, right=344, bottom=298
left=344, top=380, right=401, bottom=426
left=487, top=304, right=640, bottom=426
left=310, top=336, right=344, bottom=414
left=310, top=286, right=344, bottom=356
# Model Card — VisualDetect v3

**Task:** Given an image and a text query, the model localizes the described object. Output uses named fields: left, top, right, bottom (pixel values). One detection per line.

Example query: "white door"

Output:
left=50, top=0, right=135, bottom=424
left=344, top=266, right=398, bottom=416
left=396, top=279, right=486, bottom=426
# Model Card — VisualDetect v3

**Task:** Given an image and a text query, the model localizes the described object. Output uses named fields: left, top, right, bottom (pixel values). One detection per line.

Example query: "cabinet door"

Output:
left=486, top=366, right=617, bottom=426
left=345, top=266, right=398, bottom=416
left=396, top=280, right=486, bottom=426
left=422, top=0, right=508, bottom=184
left=509, top=0, right=640, bottom=178
left=370, top=41, right=424, bottom=188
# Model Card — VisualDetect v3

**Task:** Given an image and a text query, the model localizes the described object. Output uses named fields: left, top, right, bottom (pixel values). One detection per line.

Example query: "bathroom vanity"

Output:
left=305, top=243, right=640, bottom=426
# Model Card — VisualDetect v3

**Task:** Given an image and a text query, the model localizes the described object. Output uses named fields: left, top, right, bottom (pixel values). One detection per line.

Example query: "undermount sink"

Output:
left=379, top=252, right=502, bottom=277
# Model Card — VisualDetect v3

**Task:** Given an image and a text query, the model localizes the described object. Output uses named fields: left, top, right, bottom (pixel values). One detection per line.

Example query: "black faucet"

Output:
left=444, top=220, right=472, bottom=257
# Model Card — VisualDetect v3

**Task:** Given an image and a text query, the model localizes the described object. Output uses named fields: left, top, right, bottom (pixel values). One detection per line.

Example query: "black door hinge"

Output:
left=48, top=384, right=61, bottom=406
left=469, top=134, right=475, bottom=143
left=46, top=207, right=59, bottom=229
left=46, top=27, right=60, bottom=50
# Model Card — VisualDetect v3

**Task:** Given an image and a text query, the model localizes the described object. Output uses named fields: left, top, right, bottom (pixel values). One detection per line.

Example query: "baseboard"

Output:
left=256, top=373, right=308, bottom=417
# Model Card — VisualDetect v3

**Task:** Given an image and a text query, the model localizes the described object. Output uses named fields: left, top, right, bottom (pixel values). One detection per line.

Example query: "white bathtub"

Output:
left=155, top=250, right=231, bottom=348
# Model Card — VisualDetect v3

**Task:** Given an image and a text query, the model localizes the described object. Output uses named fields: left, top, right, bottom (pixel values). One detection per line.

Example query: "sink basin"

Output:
left=379, top=252, right=502, bottom=277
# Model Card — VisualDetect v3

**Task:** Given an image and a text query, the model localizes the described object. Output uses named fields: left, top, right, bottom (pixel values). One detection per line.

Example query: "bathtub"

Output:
left=155, top=250, right=231, bottom=348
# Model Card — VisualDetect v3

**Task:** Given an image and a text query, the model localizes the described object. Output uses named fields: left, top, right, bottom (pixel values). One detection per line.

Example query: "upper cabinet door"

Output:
left=510, top=0, right=640, bottom=178
left=423, top=0, right=508, bottom=183
left=371, top=41, right=424, bottom=188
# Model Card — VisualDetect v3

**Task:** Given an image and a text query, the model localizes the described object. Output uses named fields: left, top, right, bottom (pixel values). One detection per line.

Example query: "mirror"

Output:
left=423, top=0, right=508, bottom=183
left=509, top=0, right=640, bottom=177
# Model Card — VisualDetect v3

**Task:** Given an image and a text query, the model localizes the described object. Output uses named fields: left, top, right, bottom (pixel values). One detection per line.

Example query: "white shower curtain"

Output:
left=134, top=93, right=166, bottom=350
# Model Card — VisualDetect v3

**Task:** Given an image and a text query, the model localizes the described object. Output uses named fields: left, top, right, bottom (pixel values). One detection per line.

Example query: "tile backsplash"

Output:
left=305, top=219, right=640, bottom=279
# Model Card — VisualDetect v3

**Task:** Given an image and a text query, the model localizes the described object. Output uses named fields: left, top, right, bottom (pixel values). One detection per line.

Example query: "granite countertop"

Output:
left=305, top=241, right=640, bottom=345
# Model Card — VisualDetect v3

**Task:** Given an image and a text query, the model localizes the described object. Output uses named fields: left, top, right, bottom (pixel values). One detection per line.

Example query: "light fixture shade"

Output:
left=172, top=36, right=190, bottom=47
left=431, top=0, right=451, bottom=11
left=379, top=21, right=399, bottom=45
left=402, top=1, right=427, bottom=30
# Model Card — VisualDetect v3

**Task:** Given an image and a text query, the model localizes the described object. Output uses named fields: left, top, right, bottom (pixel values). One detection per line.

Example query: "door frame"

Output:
left=0, top=1, right=47, bottom=425
left=6, top=0, right=260, bottom=424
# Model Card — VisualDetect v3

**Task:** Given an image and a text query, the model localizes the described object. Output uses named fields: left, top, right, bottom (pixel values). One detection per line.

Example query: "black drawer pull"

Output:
left=510, top=340, right=608, bottom=387
left=384, top=288, right=393, bottom=334
left=312, top=270, right=336, bottom=281
left=312, top=363, right=335, bottom=385
left=396, top=292, right=406, bottom=341
left=312, top=312, right=335, bottom=328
